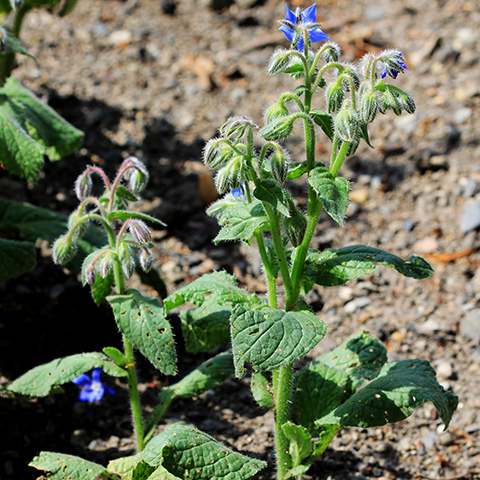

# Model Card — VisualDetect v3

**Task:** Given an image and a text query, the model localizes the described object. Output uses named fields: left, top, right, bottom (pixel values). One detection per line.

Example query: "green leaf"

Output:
left=103, top=346, right=127, bottom=368
left=286, top=161, right=309, bottom=181
left=253, top=180, right=291, bottom=217
left=293, top=363, right=354, bottom=432
left=316, top=359, right=459, bottom=429
left=108, top=289, right=176, bottom=375
left=282, top=422, right=312, bottom=466
left=143, top=423, right=266, bottom=479
left=230, top=304, right=326, bottom=378
left=293, top=333, right=388, bottom=432
left=214, top=200, right=269, bottom=244
left=0, top=77, right=83, bottom=181
left=318, top=332, right=387, bottom=388
left=90, top=269, right=114, bottom=304
left=310, top=110, right=334, bottom=140
left=108, top=210, right=166, bottom=227
left=164, top=271, right=260, bottom=313
left=29, top=452, right=115, bottom=480
left=3, top=29, right=36, bottom=60
left=308, top=167, right=350, bottom=226
left=359, top=122, right=374, bottom=148
left=0, top=237, right=36, bottom=282
left=167, top=352, right=235, bottom=398
left=179, top=303, right=231, bottom=353
left=59, top=0, right=80, bottom=16
left=305, top=245, right=434, bottom=287
left=0, top=0, right=12, bottom=13
left=135, top=265, right=168, bottom=300
left=250, top=371, right=274, bottom=409
left=8, top=352, right=126, bottom=397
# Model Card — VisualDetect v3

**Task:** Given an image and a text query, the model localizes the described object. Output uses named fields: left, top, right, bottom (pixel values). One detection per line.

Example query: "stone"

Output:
left=460, top=201, right=480, bottom=233
left=460, top=309, right=480, bottom=343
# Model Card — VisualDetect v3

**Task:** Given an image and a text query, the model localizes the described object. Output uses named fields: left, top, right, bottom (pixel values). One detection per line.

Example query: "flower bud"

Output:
left=325, top=80, right=344, bottom=114
left=269, top=148, right=290, bottom=185
left=214, top=155, right=244, bottom=194
left=335, top=108, right=359, bottom=142
left=120, top=157, right=149, bottom=193
left=52, top=234, right=77, bottom=265
left=97, top=251, right=114, bottom=278
left=264, top=101, right=289, bottom=124
left=74, top=169, right=93, bottom=201
left=0, top=27, right=7, bottom=52
left=267, top=49, right=292, bottom=75
left=139, top=247, right=154, bottom=272
left=127, top=219, right=152, bottom=246
left=343, top=65, right=360, bottom=90
left=359, top=88, right=378, bottom=124
left=380, top=88, right=402, bottom=115
left=68, top=209, right=88, bottom=240
left=259, top=115, right=294, bottom=141
left=117, top=242, right=134, bottom=279
left=219, top=116, right=256, bottom=141
left=397, top=90, right=416, bottom=114
left=283, top=209, right=307, bottom=247
left=321, top=41, right=341, bottom=62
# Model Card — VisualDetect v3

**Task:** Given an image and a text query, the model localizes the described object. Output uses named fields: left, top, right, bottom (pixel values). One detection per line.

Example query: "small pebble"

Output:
left=461, top=201, right=480, bottom=233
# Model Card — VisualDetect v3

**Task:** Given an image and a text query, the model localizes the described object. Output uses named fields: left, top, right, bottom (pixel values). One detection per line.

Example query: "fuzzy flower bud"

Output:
left=320, top=41, right=341, bottom=63
left=97, top=251, right=114, bottom=278
left=68, top=209, right=89, bottom=240
left=358, top=84, right=379, bottom=124
left=335, top=108, right=359, bottom=142
left=325, top=80, right=344, bottom=114
left=117, top=242, right=135, bottom=279
left=120, top=157, right=149, bottom=193
left=127, top=219, right=152, bottom=246
left=74, top=169, right=93, bottom=201
left=214, top=155, right=245, bottom=194
left=267, top=49, right=292, bottom=75
left=259, top=115, right=294, bottom=141
left=139, top=247, right=154, bottom=272
left=0, top=27, right=7, bottom=52
left=52, top=234, right=77, bottom=265
left=283, top=209, right=307, bottom=247
left=264, top=101, right=289, bottom=124
left=380, top=88, right=402, bottom=115
left=269, top=148, right=290, bottom=185
left=219, top=116, right=257, bottom=141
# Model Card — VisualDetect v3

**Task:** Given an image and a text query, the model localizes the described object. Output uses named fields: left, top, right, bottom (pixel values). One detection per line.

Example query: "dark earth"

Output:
left=1, top=0, right=480, bottom=479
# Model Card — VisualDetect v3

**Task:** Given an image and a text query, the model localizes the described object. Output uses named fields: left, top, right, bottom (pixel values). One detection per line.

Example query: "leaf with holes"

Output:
left=179, top=302, right=231, bottom=353
left=316, top=359, right=458, bottom=429
left=8, top=352, right=126, bottom=397
left=308, top=167, right=350, bottom=226
left=108, top=453, right=180, bottom=480
left=164, top=271, right=260, bottom=313
left=230, top=303, right=326, bottom=378
left=143, top=423, right=266, bottom=479
left=108, top=289, right=176, bottom=375
left=304, top=245, right=434, bottom=287
left=29, top=452, right=116, bottom=480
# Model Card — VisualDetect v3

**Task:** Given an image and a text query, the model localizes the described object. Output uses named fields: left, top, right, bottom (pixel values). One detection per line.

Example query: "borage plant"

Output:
left=7, top=3, right=458, bottom=480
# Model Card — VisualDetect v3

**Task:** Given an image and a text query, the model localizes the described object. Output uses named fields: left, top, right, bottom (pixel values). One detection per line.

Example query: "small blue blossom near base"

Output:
left=72, top=368, right=115, bottom=403
left=279, top=3, right=328, bottom=52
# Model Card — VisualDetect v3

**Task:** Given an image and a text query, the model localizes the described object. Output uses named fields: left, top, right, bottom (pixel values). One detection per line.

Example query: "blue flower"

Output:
left=380, top=52, right=408, bottom=79
left=230, top=185, right=243, bottom=199
left=72, top=368, right=115, bottom=403
left=279, top=3, right=328, bottom=52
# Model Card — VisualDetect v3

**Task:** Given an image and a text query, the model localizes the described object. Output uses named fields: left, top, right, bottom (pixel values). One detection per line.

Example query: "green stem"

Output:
left=255, top=230, right=277, bottom=309
left=113, top=262, right=146, bottom=452
left=330, top=139, right=351, bottom=178
left=0, top=3, right=30, bottom=85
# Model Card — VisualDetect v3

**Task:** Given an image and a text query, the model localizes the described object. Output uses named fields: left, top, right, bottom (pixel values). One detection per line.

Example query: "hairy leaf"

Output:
left=316, top=359, right=458, bottom=429
left=0, top=238, right=36, bottom=282
left=164, top=271, right=260, bottom=313
left=282, top=422, right=312, bottom=467
left=250, top=371, right=274, bottom=409
left=179, top=303, right=231, bottom=352
left=231, top=304, right=326, bottom=378
left=108, top=289, right=176, bottom=375
left=310, top=110, right=334, bottom=140
left=308, top=167, right=350, bottom=226
left=253, top=180, right=291, bottom=217
left=0, top=77, right=83, bottom=181
left=29, top=452, right=114, bottom=480
left=214, top=201, right=269, bottom=243
left=304, top=245, right=434, bottom=287
left=8, top=352, right=126, bottom=397
left=143, top=423, right=266, bottom=479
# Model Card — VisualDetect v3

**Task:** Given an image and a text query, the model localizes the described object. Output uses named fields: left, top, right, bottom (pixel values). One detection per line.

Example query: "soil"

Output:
left=1, top=0, right=479, bottom=479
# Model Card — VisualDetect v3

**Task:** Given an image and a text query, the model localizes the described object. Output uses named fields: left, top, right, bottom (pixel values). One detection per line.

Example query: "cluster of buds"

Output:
left=53, top=157, right=163, bottom=286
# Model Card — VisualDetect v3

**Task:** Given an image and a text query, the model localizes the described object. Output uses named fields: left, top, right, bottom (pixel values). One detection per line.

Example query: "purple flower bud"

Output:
left=120, top=157, right=149, bottom=193
left=127, top=219, right=152, bottom=246
left=117, top=242, right=135, bottom=279
left=74, top=170, right=93, bottom=201
left=139, top=247, right=154, bottom=272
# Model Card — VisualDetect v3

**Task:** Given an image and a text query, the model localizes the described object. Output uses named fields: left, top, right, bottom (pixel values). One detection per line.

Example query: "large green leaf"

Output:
left=304, top=245, right=434, bottom=287
left=108, top=454, right=180, bottom=480
left=164, top=271, right=260, bottom=313
left=143, top=423, right=266, bottom=480
left=8, top=352, right=126, bottom=397
left=0, top=237, right=36, bottom=282
left=293, top=333, right=387, bottom=432
left=230, top=303, right=326, bottom=378
left=179, top=302, right=231, bottom=353
left=316, top=359, right=458, bottom=429
left=213, top=200, right=269, bottom=244
left=308, top=167, right=350, bottom=226
left=108, top=289, right=176, bottom=375
left=29, top=452, right=115, bottom=480
left=0, top=77, right=83, bottom=181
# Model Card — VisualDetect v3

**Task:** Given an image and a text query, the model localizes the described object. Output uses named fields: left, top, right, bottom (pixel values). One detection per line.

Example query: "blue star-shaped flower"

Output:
left=279, top=3, right=328, bottom=52
left=72, top=368, right=115, bottom=403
